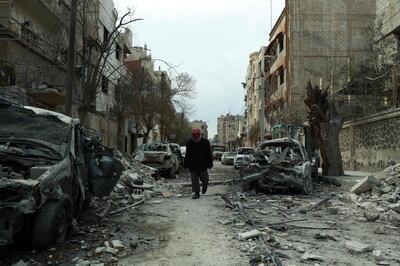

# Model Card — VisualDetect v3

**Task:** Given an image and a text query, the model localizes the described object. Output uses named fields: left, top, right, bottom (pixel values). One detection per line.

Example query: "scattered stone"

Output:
left=390, top=203, right=400, bottom=214
left=72, top=257, right=81, bottom=263
left=151, top=200, right=163, bottom=204
left=238, top=229, right=262, bottom=240
left=219, top=220, right=232, bottom=225
left=374, top=225, right=386, bottom=234
left=350, top=176, right=378, bottom=195
left=377, top=261, right=390, bottom=265
left=301, top=252, right=324, bottom=261
left=75, top=260, right=91, bottom=266
left=105, top=247, right=119, bottom=255
left=110, top=257, right=119, bottom=262
left=104, top=241, right=111, bottom=248
left=161, top=191, right=173, bottom=198
left=386, top=176, right=400, bottom=185
left=373, top=250, right=383, bottom=261
left=313, top=232, right=337, bottom=241
left=326, top=207, right=339, bottom=215
left=345, top=241, right=373, bottom=254
left=295, top=246, right=306, bottom=253
left=111, top=240, right=125, bottom=250
left=95, top=247, right=106, bottom=255
left=234, top=222, right=246, bottom=228
left=11, top=260, right=28, bottom=266
left=364, top=211, right=380, bottom=222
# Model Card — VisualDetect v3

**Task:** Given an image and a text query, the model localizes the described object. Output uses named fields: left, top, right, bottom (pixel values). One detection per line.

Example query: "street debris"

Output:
left=238, top=229, right=262, bottom=240
left=344, top=241, right=374, bottom=254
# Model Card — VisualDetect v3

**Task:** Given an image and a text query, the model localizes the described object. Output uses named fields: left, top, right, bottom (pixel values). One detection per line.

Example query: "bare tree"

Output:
left=76, top=0, right=142, bottom=123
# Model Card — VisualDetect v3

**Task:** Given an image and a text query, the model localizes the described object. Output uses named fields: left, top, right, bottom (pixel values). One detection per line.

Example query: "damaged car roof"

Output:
left=0, top=103, right=76, bottom=146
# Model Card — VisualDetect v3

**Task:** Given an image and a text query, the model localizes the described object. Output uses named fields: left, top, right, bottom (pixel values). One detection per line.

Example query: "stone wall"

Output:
left=339, top=109, right=400, bottom=172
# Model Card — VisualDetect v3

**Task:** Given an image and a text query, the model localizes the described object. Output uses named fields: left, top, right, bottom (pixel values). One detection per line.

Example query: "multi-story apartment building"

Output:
left=217, top=114, right=245, bottom=150
left=244, top=47, right=267, bottom=146
left=265, top=0, right=376, bottom=127
left=0, top=0, right=70, bottom=107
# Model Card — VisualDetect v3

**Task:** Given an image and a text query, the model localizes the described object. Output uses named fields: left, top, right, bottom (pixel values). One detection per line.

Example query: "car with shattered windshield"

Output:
left=221, top=152, right=236, bottom=165
left=135, top=142, right=180, bottom=178
left=242, top=138, right=314, bottom=195
left=0, top=99, right=123, bottom=248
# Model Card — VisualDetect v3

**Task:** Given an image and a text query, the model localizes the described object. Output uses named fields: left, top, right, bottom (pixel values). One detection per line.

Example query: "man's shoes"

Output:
left=202, top=186, right=207, bottom=194
left=192, top=193, right=200, bottom=199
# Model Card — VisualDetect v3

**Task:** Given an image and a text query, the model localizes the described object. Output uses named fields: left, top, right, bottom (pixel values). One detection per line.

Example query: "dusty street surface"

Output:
left=1, top=162, right=400, bottom=266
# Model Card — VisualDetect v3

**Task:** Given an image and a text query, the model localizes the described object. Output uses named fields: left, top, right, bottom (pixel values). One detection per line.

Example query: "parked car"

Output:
left=0, top=99, right=123, bottom=248
left=221, top=152, right=236, bottom=165
left=242, top=138, right=314, bottom=195
left=212, top=145, right=226, bottom=161
left=135, top=142, right=180, bottom=178
left=234, top=147, right=255, bottom=169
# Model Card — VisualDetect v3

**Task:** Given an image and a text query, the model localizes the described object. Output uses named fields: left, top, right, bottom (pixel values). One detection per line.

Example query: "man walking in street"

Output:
left=183, top=128, right=213, bottom=199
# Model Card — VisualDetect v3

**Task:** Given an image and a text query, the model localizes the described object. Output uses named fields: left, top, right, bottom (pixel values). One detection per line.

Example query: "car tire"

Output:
left=169, top=167, right=176, bottom=179
left=301, top=175, right=314, bottom=195
left=32, top=195, right=73, bottom=249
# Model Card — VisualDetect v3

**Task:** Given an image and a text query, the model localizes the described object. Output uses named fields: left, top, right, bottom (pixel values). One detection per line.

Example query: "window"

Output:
left=116, top=43, right=121, bottom=60
left=101, top=75, right=108, bottom=94
left=103, top=26, right=109, bottom=44
left=278, top=34, right=284, bottom=53
left=279, top=68, right=285, bottom=85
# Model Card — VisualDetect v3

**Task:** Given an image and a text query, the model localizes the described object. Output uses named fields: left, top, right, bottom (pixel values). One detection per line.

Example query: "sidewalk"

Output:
left=318, top=168, right=373, bottom=189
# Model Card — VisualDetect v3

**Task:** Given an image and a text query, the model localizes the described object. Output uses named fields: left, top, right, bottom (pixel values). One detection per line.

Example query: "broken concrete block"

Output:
left=219, top=220, right=232, bottom=225
left=350, top=176, right=378, bottom=195
left=345, top=241, right=373, bottom=254
left=105, top=247, right=119, bottom=255
left=238, top=229, right=262, bottom=240
left=386, top=176, right=400, bottom=185
left=95, top=247, right=105, bottom=255
left=11, top=261, right=28, bottom=266
left=111, top=240, right=125, bottom=250
left=104, top=241, right=111, bottom=248
left=301, top=252, right=324, bottom=261
left=326, top=207, right=339, bottom=215
left=373, top=250, right=383, bottom=261
left=390, top=203, right=400, bottom=214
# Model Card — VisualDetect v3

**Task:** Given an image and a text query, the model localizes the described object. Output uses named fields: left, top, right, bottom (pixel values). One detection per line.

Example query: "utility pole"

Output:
left=65, top=0, right=78, bottom=116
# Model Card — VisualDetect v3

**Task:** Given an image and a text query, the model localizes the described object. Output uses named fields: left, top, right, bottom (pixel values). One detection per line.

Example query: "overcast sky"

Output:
left=116, top=0, right=285, bottom=137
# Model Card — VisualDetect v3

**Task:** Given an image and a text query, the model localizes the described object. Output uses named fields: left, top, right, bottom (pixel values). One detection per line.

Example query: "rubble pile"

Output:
left=349, top=163, right=400, bottom=225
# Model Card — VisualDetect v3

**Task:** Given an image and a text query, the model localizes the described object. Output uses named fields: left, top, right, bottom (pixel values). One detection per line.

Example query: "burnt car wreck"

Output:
left=0, top=99, right=123, bottom=248
left=242, top=138, right=315, bottom=195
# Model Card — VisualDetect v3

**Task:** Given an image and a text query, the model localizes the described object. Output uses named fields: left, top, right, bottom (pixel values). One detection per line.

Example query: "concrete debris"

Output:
left=344, top=241, right=373, bottom=254
left=11, top=261, right=29, bottom=266
left=105, top=247, right=119, bottom=255
left=94, top=247, right=106, bottom=255
left=390, top=203, right=400, bottom=214
left=238, top=229, right=262, bottom=240
left=350, top=176, right=378, bottom=195
left=111, top=240, right=125, bottom=250
left=326, top=207, right=339, bottom=215
left=301, top=252, right=324, bottom=261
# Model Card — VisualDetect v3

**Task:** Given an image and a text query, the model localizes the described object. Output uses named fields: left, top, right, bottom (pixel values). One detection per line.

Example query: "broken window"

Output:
left=116, top=43, right=121, bottom=60
left=279, top=68, right=285, bottom=85
left=103, top=26, right=109, bottom=44
left=101, top=75, right=108, bottom=94
left=278, top=34, right=284, bottom=53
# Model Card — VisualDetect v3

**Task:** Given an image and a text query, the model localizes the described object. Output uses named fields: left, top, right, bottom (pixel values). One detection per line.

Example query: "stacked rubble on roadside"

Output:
left=349, top=163, right=400, bottom=225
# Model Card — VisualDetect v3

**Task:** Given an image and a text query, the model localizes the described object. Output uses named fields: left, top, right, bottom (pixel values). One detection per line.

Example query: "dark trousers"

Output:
left=190, top=171, right=209, bottom=193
